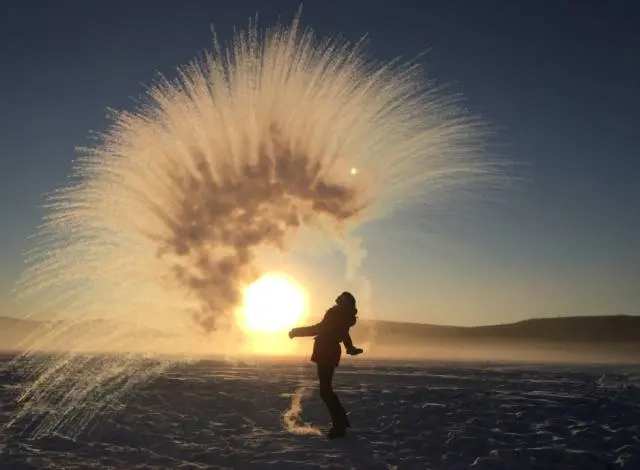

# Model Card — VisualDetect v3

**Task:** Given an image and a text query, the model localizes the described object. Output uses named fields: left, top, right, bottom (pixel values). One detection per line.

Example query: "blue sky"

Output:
left=1, top=0, right=638, bottom=326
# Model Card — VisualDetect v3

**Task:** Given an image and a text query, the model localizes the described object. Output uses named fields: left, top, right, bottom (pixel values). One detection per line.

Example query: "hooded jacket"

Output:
left=290, top=304, right=357, bottom=367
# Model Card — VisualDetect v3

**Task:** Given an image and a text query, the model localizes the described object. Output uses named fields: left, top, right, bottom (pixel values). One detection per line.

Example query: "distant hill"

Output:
left=0, top=316, right=175, bottom=353
left=356, top=315, right=640, bottom=344
left=350, top=315, right=640, bottom=363
left=2, top=314, right=639, bottom=362
left=0, top=316, right=42, bottom=339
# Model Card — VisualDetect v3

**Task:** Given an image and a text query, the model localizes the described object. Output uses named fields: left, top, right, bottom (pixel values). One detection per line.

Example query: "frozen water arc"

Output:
left=9, top=12, right=498, bottom=439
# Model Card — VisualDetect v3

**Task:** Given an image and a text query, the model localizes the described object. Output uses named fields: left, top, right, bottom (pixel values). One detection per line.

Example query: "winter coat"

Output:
left=290, top=304, right=357, bottom=367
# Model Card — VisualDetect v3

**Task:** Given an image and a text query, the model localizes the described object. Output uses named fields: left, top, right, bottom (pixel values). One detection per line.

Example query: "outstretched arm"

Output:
left=342, top=332, right=354, bottom=349
left=342, top=331, right=363, bottom=355
left=289, top=323, right=321, bottom=338
left=289, top=310, right=331, bottom=338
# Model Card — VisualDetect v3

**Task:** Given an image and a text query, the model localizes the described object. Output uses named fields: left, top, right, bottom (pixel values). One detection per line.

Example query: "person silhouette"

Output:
left=288, top=291, right=363, bottom=438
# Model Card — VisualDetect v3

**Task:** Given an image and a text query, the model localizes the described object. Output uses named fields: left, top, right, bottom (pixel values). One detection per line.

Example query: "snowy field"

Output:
left=1, top=356, right=639, bottom=469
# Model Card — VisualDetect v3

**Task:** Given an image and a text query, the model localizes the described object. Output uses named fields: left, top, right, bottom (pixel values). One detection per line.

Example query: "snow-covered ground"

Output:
left=2, top=357, right=639, bottom=469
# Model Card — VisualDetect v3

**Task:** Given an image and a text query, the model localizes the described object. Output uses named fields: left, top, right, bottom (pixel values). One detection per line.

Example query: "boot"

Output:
left=327, top=424, right=347, bottom=439
left=327, top=412, right=350, bottom=439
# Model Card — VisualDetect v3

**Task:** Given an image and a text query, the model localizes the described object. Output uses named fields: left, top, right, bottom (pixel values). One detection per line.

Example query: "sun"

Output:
left=241, top=273, right=307, bottom=333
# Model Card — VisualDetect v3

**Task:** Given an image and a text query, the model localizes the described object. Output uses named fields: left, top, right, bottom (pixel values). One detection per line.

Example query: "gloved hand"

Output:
left=346, top=346, right=363, bottom=356
left=288, top=328, right=299, bottom=339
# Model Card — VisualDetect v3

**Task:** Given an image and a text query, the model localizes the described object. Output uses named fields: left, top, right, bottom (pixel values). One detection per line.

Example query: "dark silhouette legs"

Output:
left=317, top=364, right=350, bottom=436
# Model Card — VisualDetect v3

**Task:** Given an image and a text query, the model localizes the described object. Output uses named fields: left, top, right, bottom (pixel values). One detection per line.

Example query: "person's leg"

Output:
left=317, top=364, right=349, bottom=430
left=317, top=363, right=334, bottom=419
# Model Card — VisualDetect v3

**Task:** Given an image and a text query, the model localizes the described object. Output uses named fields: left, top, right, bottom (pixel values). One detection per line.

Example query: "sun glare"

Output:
left=241, top=273, right=307, bottom=333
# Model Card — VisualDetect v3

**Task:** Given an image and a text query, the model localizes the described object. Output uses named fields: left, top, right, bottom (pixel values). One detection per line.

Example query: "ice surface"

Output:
left=2, top=357, right=639, bottom=469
